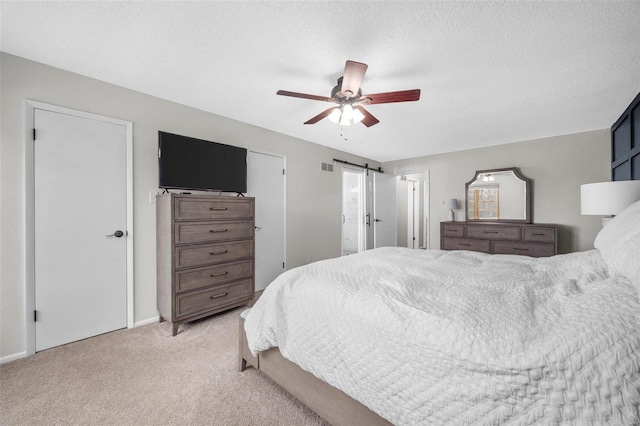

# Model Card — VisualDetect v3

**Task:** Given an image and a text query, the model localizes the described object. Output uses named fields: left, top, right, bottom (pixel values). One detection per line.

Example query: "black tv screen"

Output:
left=158, top=131, right=247, bottom=193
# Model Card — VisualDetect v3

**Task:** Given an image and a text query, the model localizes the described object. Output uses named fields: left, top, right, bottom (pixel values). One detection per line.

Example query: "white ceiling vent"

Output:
left=321, top=162, right=334, bottom=172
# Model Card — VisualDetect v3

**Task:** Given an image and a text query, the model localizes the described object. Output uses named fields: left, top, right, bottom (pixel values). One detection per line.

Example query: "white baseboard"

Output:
left=1, top=319, right=159, bottom=364
left=0, top=351, right=27, bottom=365
left=2, top=318, right=159, bottom=364
left=134, top=316, right=160, bottom=328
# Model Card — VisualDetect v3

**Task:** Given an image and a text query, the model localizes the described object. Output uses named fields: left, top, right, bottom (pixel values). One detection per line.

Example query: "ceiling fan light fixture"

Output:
left=339, top=109, right=351, bottom=126
left=343, top=104, right=355, bottom=119
left=352, top=107, right=365, bottom=123
left=328, top=107, right=341, bottom=124
left=327, top=104, right=364, bottom=126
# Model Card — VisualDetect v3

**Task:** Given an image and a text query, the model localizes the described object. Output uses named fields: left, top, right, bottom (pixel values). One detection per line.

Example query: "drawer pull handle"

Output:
left=483, top=231, right=499, bottom=234
left=209, top=229, right=229, bottom=233
left=209, top=250, right=229, bottom=255
left=513, top=248, right=529, bottom=251
left=532, top=233, right=545, bottom=236
left=459, top=243, right=472, bottom=246
left=210, top=272, right=228, bottom=277
left=209, top=292, right=228, bottom=300
left=209, top=207, right=228, bottom=211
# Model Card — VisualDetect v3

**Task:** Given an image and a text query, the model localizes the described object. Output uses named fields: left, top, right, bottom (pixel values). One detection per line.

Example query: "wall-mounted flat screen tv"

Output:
left=158, top=131, right=247, bottom=193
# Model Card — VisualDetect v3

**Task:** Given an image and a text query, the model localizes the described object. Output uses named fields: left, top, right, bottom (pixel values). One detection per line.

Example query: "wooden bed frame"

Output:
left=239, top=313, right=392, bottom=426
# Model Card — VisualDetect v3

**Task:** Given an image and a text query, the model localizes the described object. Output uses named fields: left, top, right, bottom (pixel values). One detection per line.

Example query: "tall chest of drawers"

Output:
left=157, top=194, right=255, bottom=335
left=440, top=221, right=558, bottom=257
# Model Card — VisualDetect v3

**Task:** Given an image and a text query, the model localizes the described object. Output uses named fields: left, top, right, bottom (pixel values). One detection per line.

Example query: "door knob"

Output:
left=106, top=230, right=125, bottom=238
left=255, top=226, right=262, bottom=231
left=375, top=219, right=382, bottom=222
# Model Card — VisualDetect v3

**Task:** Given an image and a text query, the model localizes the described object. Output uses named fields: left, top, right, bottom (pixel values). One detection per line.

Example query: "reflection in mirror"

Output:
left=465, top=168, right=530, bottom=223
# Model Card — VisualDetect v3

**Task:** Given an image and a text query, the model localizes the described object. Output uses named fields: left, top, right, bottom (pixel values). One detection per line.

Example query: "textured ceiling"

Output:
left=2, top=1, right=639, bottom=162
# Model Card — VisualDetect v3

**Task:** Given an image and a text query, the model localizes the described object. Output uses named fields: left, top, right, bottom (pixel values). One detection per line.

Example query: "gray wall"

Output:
left=0, top=52, right=612, bottom=360
left=385, top=129, right=611, bottom=254
left=0, top=53, right=379, bottom=359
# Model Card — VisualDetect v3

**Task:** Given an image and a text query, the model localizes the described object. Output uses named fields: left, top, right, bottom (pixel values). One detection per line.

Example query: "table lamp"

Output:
left=445, top=198, right=458, bottom=221
left=581, top=181, right=640, bottom=226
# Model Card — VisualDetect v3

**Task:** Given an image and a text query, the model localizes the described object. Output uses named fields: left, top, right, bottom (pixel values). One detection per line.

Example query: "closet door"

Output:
left=34, top=108, right=128, bottom=351
left=248, top=151, right=285, bottom=291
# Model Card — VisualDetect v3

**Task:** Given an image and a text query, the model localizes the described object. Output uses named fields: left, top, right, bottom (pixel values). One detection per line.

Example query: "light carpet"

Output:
left=0, top=308, right=329, bottom=425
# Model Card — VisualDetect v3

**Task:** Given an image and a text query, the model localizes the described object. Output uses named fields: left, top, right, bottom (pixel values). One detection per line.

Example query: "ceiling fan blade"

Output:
left=277, top=90, right=335, bottom=103
left=355, top=106, right=379, bottom=127
left=360, top=89, right=421, bottom=105
left=304, top=107, right=337, bottom=124
left=340, top=60, right=368, bottom=98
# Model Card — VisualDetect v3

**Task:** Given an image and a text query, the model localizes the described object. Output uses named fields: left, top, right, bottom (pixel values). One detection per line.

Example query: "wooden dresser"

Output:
left=157, top=194, right=255, bottom=335
left=440, top=221, right=558, bottom=257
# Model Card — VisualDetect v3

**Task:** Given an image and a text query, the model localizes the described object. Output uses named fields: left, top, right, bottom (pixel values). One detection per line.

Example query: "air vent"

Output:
left=321, top=162, right=334, bottom=172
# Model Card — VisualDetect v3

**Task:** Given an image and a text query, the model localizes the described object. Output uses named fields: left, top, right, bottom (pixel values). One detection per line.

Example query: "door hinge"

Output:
left=33, top=129, right=36, bottom=141
left=283, top=169, right=285, bottom=175
left=283, top=262, right=285, bottom=269
left=34, top=310, right=38, bottom=322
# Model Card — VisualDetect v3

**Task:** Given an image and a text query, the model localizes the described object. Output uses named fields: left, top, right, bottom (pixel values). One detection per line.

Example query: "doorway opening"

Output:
left=397, top=170, right=430, bottom=249
left=341, top=167, right=398, bottom=255
left=407, top=178, right=420, bottom=248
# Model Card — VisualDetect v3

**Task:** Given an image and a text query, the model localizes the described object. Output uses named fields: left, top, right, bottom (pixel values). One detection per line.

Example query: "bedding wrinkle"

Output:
left=245, top=247, right=640, bottom=425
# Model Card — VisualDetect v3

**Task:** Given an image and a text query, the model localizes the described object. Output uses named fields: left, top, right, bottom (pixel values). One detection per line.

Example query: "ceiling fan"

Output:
left=277, top=60, right=421, bottom=127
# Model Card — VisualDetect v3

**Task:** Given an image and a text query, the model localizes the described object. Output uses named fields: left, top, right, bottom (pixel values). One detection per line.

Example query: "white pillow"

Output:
left=594, top=199, right=640, bottom=287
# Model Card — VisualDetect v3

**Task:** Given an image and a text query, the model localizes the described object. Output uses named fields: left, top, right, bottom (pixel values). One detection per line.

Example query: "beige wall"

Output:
left=385, top=129, right=611, bottom=254
left=0, top=53, right=379, bottom=359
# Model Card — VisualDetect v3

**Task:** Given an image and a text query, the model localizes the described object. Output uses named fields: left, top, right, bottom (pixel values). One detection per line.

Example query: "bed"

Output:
left=240, top=199, right=640, bottom=425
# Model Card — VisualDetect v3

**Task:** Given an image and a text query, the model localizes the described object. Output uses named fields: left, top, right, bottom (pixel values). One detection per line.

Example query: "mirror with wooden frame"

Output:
left=465, top=167, right=531, bottom=223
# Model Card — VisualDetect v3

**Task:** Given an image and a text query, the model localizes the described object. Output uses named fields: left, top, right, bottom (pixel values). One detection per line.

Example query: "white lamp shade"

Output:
left=328, top=108, right=341, bottom=123
left=352, top=107, right=365, bottom=123
left=445, top=198, right=458, bottom=209
left=581, top=181, right=640, bottom=215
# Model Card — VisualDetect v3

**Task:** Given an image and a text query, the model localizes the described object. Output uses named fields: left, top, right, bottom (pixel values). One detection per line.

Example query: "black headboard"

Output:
left=611, top=92, right=640, bottom=181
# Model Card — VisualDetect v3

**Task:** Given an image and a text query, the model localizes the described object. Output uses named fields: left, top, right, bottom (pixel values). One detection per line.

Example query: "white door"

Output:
left=407, top=179, right=420, bottom=248
left=373, top=173, right=398, bottom=248
left=341, top=168, right=365, bottom=255
left=248, top=151, right=285, bottom=291
left=34, top=108, right=128, bottom=351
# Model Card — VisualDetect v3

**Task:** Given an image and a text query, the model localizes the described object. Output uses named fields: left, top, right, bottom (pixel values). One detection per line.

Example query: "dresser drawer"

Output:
left=175, top=220, right=253, bottom=244
left=175, top=240, right=253, bottom=269
left=493, top=242, right=555, bottom=257
left=522, top=227, right=556, bottom=243
left=441, top=237, right=491, bottom=253
left=175, top=260, right=253, bottom=293
left=467, top=225, right=520, bottom=241
left=441, top=223, right=464, bottom=237
left=174, top=198, right=253, bottom=220
left=175, top=279, right=253, bottom=319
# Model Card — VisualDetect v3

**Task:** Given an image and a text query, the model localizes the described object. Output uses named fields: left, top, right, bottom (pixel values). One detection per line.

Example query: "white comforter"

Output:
left=244, top=247, right=640, bottom=425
